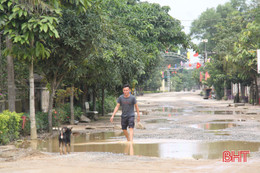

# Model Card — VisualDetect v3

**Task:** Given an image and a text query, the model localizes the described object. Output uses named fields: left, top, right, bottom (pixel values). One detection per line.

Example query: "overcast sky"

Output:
left=140, top=0, right=230, bottom=34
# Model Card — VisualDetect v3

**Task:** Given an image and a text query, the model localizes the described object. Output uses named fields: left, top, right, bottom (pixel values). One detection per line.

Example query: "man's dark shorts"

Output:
left=121, top=116, right=135, bottom=130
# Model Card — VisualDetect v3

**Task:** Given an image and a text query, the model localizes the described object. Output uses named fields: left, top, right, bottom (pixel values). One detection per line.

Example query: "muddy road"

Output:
left=1, top=91, right=260, bottom=173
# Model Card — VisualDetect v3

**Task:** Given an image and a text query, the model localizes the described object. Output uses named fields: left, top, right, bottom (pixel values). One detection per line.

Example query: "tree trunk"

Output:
left=250, top=83, right=253, bottom=105
left=29, top=60, right=37, bottom=139
left=70, top=86, right=74, bottom=125
left=224, top=80, right=227, bottom=98
left=6, top=36, right=16, bottom=112
left=0, top=32, right=4, bottom=93
left=93, top=89, right=96, bottom=111
left=102, top=88, right=105, bottom=116
left=48, top=80, right=56, bottom=134
left=255, top=76, right=259, bottom=105
left=234, top=83, right=240, bottom=103
left=241, top=85, right=245, bottom=103
left=47, top=74, right=64, bottom=133
left=82, top=85, right=88, bottom=115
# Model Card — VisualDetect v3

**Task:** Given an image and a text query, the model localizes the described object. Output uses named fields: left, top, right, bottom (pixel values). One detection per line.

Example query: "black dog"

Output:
left=59, top=127, right=72, bottom=154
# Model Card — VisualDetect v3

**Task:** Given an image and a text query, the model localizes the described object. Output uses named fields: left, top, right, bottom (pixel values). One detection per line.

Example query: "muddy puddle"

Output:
left=189, top=123, right=238, bottom=130
left=30, top=132, right=260, bottom=160
left=18, top=102, right=258, bottom=160
left=149, top=106, right=243, bottom=116
left=145, top=119, right=174, bottom=124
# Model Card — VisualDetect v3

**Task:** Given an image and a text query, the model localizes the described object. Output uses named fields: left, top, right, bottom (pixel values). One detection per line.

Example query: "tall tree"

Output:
left=37, top=6, right=92, bottom=132
left=102, top=0, right=192, bottom=89
left=6, top=36, right=16, bottom=112
left=190, top=0, right=256, bottom=100
left=232, top=1, right=260, bottom=103
left=1, top=0, right=60, bottom=139
left=0, top=2, right=16, bottom=111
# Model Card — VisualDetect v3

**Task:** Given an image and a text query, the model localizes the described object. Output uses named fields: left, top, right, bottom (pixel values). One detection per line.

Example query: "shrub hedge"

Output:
left=0, top=110, right=23, bottom=145
left=96, top=96, right=117, bottom=114
left=22, top=104, right=83, bottom=135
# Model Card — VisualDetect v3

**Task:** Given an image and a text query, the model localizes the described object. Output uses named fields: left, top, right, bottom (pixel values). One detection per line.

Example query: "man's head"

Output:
left=123, top=84, right=131, bottom=97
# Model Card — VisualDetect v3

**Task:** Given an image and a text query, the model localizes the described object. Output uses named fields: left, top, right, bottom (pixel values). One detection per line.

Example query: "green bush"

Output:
left=35, top=112, right=49, bottom=132
left=22, top=112, right=50, bottom=135
left=21, top=104, right=83, bottom=136
left=0, top=110, right=23, bottom=145
left=54, top=103, right=83, bottom=124
left=96, top=96, right=117, bottom=114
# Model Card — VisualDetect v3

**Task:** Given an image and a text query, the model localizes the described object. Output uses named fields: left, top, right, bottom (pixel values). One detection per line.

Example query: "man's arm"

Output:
left=135, top=103, right=140, bottom=122
left=110, top=103, right=120, bottom=123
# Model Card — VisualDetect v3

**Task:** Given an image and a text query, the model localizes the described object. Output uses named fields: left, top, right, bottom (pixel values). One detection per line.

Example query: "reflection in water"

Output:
left=214, top=111, right=233, bottom=115
left=124, top=142, right=134, bottom=156
left=145, top=119, right=169, bottom=124
left=190, top=123, right=237, bottom=130
left=158, top=141, right=260, bottom=159
left=212, top=120, right=234, bottom=122
left=35, top=132, right=260, bottom=160
left=37, top=132, right=124, bottom=153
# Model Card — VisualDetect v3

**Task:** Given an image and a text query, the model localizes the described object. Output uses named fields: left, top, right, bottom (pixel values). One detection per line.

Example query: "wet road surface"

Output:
left=2, top=91, right=260, bottom=173
left=27, top=91, right=260, bottom=160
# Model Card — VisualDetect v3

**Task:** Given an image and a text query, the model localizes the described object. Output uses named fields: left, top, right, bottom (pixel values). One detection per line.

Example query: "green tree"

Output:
left=0, top=1, right=16, bottom=112
left=232, top=3, right=260, bottom=103
left=182, top=69, right=196, bottom=91
left=1, top=0, right=60, bottom=139
left=102, top=0, right=191, bottom=90
left=171, top=74, right=182, bottom=92
left=190, top=0, right=257, bottom=100
left=37, top=6, right=91, bottom=132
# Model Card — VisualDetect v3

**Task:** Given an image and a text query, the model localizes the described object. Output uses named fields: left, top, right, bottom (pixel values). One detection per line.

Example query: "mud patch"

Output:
left=0, top=145, right=45, bottom=161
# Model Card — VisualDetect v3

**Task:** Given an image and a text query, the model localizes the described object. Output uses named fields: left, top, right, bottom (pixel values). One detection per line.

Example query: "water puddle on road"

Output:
left=145, top=119, right=170, bottom=123
left=211, top=120, right=234, bottom=122
left=151, top=106, right=243, bottom=116
left=206, top=131, right=231, bottom=136
left=32, top=132, right=260, bottom=160
left=213, top=111, right=234, bottom=115
left=189, top=123, right=238, bottom=130
left=36, top=131, right=124, bottom=152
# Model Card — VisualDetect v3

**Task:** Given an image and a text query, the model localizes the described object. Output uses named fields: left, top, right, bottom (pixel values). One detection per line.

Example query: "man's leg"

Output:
left=122, top=117, right=130, bottom=141
left=128, top=116, right=135, bottom=141
left=129, top=128, right=134, bottom=141
left=123, top=129, right=130, bottom=141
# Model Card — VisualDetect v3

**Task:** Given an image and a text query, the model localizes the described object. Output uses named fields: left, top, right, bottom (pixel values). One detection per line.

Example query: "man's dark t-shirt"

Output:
left=117, top=94, right=137, bottom=118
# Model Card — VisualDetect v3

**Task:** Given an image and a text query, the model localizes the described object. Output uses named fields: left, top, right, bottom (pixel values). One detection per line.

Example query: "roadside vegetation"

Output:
left=0, top=0, right=259, bottom=144
left=190, top=0, right=260, bottom=101
left=0, top=0, right=192, bottom=143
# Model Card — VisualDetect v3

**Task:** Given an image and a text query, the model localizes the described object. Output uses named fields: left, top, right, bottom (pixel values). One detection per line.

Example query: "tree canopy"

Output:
left=190, top=0, right=260, bottom=101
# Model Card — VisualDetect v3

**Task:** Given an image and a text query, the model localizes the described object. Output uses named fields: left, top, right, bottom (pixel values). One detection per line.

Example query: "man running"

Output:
left=110, top=84, right=140, bottom=142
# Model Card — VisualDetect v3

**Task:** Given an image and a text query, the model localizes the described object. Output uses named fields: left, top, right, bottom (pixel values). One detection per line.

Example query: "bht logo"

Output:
left=223, top=150, right=250, bottom=162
